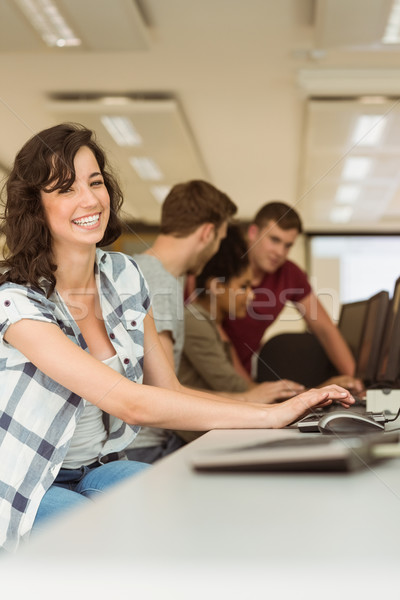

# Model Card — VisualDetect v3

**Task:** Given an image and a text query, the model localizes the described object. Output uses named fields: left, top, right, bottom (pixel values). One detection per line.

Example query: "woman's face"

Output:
left=213, top=265, right=253, bottom=320
left=40, top=145, right=110, bottom=254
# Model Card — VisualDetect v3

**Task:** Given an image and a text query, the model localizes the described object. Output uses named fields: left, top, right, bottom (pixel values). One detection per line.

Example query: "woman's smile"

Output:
left=72, top=212, right=102, bottom=228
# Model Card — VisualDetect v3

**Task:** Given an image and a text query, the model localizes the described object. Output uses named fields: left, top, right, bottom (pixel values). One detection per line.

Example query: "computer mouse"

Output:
left=318, top=410, right=385, bottom=435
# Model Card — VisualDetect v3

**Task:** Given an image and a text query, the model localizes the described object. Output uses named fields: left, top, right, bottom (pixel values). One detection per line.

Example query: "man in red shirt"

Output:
left=223, top=202, right=357, bottom=381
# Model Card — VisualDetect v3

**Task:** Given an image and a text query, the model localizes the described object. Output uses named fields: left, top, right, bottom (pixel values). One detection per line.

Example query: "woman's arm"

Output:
left=4, top=314, right=354, bottom=430
left=143, top=313, right=354, bottom=422
left=179, top=311, right=251, bottom=393
left=218, top=324, right=253, bottom=383
left=180, top=310, right=304, bottom=403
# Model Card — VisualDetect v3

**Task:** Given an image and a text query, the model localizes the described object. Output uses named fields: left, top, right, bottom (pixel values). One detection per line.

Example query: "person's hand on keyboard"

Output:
left=245, top=379, right=305, bottom=404
left=319, top=374, right=364, bottom=395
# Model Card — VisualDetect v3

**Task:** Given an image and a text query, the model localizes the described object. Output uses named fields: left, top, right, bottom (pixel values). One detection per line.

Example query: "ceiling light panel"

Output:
left=342, top=157, right=372, bottom=180
left=335, top=185, right=360, bottom=204
left=329, top=206, right=354, bottom=223
left=101, top=116, right=142, bottom=147
left=351, top=115, right=386, bottom=147
left=14, top=0, right=81, bottom=47
left=0, top=0, right=150, bottom=51
left=57, top=0, right=150, bottom=51
left=151, top=185, right=172, bottom=204
left=382, top=0, right=400, bottom=43
left=315, top=0, right=392, bottom=49
left=299, top=98, right=400, bottom=231
left=130, top=157, right=163, bottom=181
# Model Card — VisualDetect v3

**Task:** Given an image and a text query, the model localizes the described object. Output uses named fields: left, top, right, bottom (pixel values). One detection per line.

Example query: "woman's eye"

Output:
left=58, top=188, right=73, bottom=195
left=91, top=180, right=104, bottom=187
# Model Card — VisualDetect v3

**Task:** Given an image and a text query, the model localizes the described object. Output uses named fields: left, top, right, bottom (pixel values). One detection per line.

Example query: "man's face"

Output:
left=189, top=221, right=228, bottom=276
left=248, top=220, right=298, bottom=274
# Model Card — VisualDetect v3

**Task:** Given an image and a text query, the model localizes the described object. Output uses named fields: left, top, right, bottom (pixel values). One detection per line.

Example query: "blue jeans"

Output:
left=33, top=459, right=149, bottom=531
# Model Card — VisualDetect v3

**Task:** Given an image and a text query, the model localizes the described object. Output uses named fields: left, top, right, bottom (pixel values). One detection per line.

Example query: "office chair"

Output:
left=256, top=332, right=337, bottom=388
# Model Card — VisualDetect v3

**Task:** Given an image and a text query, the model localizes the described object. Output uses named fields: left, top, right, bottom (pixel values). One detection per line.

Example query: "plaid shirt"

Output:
left=0, top=250, right=150, bottom=552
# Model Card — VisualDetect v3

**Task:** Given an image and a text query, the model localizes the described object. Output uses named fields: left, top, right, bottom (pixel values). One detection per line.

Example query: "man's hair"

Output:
left=253, top=201, right=302, bottom=233
left=0, top=122, right=123, bottom=295
left=160, top=180, right=237, bottom=237
left=196, top=224, right=249, bottom=296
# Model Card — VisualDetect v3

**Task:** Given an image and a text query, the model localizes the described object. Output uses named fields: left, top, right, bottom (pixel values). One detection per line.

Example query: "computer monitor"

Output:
left=356, top=291, right=390, bottom=386
left=375, top=277, right=400, bottom=386
left=338, top=299, right=369, bottom=361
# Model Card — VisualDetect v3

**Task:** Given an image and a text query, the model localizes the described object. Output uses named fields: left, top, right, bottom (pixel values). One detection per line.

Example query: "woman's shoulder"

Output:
left=96, top=249, right=146, bottom=281
left=184, top=303, right=217, bottom=335
left=0, top=280, right=50, bottom=301
left=96, top=249, right=150, bottom=308
left=0, top=281, right=57, bottom=323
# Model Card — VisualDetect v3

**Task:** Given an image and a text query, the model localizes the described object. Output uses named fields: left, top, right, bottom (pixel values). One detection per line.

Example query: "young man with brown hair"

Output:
left=126, top=180, right=237, bottom=462
left=137, top=180, right=237, bottom=371
left=223, top=201, right=358, bottom=383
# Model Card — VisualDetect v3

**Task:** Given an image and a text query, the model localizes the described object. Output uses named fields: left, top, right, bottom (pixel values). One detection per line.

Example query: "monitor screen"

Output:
left=376, top=277, right=400, bottom=386
left=356, top=291, right=390, bottom=385
left=338, top=299, right=369, bottom=361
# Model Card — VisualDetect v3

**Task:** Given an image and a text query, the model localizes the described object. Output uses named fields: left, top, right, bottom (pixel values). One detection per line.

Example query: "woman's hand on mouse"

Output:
left=268, top=385, right=354, bottom=428
left=311, top=384, right=355, bottom=409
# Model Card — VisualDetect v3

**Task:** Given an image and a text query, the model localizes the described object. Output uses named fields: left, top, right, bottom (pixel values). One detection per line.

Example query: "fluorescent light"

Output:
left=329, top=206, right=354, bottom=224
left=130, top=157, right=163, bottom=181
left=342, top=157, right=372, bottom=180
left=335, top=185, right=360, bottom=204
left=15, top=0, right=81, bottom=48
left=101, top=116, right=142, bottom=147
left=359, top=96, right=388, bottom=104
left=151, top=185, right=171, bottom=204
left=100, top=97, right=131, bottom=106
left=382, top=0, right=400, bottom=44
left=352, top=115, right=385, bottom=147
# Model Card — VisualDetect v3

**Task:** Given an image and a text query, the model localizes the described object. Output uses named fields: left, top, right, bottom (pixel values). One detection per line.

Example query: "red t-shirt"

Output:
left=223, top=260, right=312, bottom=373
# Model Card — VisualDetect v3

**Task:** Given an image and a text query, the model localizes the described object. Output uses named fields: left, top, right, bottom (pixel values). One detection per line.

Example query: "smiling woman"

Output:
left=40, top=146, right=111, bottom=252
left=0, top=123, right=354, bottom=553
left=0, top=122, right=123, bottom=295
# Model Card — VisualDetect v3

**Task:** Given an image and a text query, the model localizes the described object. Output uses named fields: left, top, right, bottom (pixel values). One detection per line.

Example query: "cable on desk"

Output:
left=383, top=407, right=400, bottom=422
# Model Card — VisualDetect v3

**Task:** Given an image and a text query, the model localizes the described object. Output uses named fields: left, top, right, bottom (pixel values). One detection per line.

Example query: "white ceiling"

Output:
left=1, top=0, right=400, bottom=231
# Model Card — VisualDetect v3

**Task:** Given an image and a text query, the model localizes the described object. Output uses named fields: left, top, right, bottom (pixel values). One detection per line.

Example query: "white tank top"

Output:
left=62, top=354, right=125, bottom=468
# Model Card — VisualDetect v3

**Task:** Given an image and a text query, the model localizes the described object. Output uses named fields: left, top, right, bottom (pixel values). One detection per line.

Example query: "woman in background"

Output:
left=179, top=224, right=303, bottom=401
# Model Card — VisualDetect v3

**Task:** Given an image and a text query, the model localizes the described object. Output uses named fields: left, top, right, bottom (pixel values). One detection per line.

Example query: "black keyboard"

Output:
left=352, top=395, right=367, bottom=406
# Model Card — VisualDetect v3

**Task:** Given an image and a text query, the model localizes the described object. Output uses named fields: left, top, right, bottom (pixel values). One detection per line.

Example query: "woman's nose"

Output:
left=78, top=185, right=97, bottom=206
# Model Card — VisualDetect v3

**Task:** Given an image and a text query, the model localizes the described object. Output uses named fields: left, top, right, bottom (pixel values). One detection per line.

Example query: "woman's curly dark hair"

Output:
left=0, top=122, right=123, bottom=295
left=195, top=223, right=249, bottom=296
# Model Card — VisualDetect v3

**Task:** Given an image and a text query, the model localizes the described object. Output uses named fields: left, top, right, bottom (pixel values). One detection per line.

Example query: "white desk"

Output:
left=4, top=427, right=400, bottom=599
